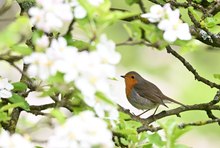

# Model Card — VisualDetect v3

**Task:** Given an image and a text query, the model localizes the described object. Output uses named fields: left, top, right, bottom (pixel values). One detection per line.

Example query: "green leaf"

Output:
left=50, top=109, right=66, bottom=124
left=11, top=44, right=32, bottom=55
left=125, top=120, right=142, bottom=129
left=123, top=24, right=133, bottom=38
left=119, top=112, right=131, bottom=120
left=125, top=0, right=139, bottom=5
left=141, top=143, right=153, bottom=148
left=0, top=102, right=27, bottom=112
left=116, top=128, right=133, bottom=135
left=95, top=91, right=115, bottom=106
left=204, top=17, right=216, bottom=28
left=213, top=12, right=220, bottom=24
left=209, top=25, right=220, bottom=34
left=175, top=144, right=191, bottom=148
left=160, top=119, right=190, bottom=148
left=0, top=16, right=32, bottom=49
left=148, top=133, right=165, bottom=147
left=214, top=74, right=220, bottom=80
left=193, top=0, right=202, bottom=3
left=12, top=82, right=28, bottom=92
left=177, top=39, right=201, bottom=53
left=67, top=39, right=90, bottom=50
left=41, top=87, right=59, bottom=97
left=47, top=72, right=64, bottom=84
left=0, top=111, right=10, bottom=122
left=9, top=94, right=30, bottom=111
left=120, top=137, right=129, bottom=146
left=99, top=11, right=138, bottom=24
left=188, top=7, right=201, bottom=22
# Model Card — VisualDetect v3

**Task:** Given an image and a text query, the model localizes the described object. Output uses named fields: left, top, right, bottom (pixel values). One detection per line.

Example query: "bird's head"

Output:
left=121, top=71, right=142, bottom=87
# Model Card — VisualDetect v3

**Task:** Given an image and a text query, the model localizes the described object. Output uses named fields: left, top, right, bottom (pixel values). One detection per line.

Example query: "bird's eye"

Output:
left=131, top=76, right=134, bottom=79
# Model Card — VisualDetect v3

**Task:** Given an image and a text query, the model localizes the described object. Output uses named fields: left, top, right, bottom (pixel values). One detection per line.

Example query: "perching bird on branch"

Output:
left=121, top=71, right=185, bottom=116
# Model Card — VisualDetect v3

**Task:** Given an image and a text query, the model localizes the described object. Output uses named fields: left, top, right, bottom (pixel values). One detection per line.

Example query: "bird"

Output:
left=121, top=71, right=185, bottom=117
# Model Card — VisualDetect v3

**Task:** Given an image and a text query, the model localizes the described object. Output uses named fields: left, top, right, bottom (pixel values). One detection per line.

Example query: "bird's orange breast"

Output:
left=125, top=78, right=138, bottom=98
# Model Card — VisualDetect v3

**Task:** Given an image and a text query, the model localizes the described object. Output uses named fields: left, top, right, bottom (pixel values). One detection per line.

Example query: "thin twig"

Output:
left=137, top=118, right=220, bottom=132
left=66, top=19, right=75, bottom=35
left=166, top=46, right=220, bottom=89
left=178, top=118, right=220, bottom=129
left=138, top=0, right=146, bottom=13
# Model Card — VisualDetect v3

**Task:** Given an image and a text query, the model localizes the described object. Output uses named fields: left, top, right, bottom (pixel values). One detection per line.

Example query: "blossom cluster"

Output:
left=0, top=130, right=34, bottom=148
left=0, top=111, right=114, bottom=148
left=141, top=4, right=191, bottom=42
left=29, top=0, right=74, bottom=33
left=47, top=111, right=114, bottom=148
left=0, top=77, right=13, bottom=99
left=24, top=35, right=120, bottom=118
left=29, top=0, right=104, bottom=33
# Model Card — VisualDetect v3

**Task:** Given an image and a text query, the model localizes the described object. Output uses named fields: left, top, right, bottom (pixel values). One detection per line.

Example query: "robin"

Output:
left=121, top=71, right=185, bottom=116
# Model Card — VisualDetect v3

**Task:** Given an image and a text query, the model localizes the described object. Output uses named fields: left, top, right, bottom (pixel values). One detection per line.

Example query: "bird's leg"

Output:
left=152, top=106, right=159, bottom=116
left=136, top=109, right=150, bottom=117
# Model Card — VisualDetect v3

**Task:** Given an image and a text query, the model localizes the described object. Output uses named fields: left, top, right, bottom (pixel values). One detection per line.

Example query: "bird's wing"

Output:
left=134, top=80, right=168, bottom=107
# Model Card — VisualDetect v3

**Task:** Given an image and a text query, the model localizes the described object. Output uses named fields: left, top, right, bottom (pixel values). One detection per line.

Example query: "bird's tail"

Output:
left=163, top=95, right=186, bottom=107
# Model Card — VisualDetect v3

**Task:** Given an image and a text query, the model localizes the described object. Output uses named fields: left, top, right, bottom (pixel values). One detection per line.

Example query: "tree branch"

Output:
left=138, top=0, right=146, bottom=13
left=119, top=90, right=220, bottom=132
left=178, top=118, right=220, bottom=129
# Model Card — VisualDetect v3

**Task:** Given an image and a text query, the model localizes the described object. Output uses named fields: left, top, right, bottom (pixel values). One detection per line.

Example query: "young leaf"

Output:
left=50, top=109, right=66, bottom=124
left=0, top=111, right=10, bottom=122
left=213, top=74, right=220, bottom=80
left=9, top=94, right=30, bottom=111
left=11, top=44, right=32, bottom=55
left=12, top=82, right=28, bottom=92
left=160, top=119, right=190, bottom=148
left=95, top=91, right=115, bottom=106
left=147, top=132, right=165, bottom=147
left=125, top=0, right=139, bottom=5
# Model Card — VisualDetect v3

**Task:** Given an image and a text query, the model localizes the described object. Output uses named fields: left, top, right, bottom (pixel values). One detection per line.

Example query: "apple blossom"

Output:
left=141, top=4, right=164, bottom=23
left=87, top=0, right=104, bottom=6
left=141, top=4, right=191, bottom=42
left=29, top=0, right=73, bottom=32
left=0, top=77, right=13, bottom=99
left=0, top=130, right=34, bottom=148
left=36, top=35, right=49, bottom=49
left=47, top=111, right=114, bottom=148
left=24, top=35, right=120, bottom=118
left=71, top=0, right=87, bottom=19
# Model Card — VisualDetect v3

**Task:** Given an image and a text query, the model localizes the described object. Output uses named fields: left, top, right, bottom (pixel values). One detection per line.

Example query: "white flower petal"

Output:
left=0, top=89, right=12, bottom=98
left=47, top=111, right=114, bottom=148
left=74, top=5, right=87, bottom=19
left=163, top=30, right=177, bottom=42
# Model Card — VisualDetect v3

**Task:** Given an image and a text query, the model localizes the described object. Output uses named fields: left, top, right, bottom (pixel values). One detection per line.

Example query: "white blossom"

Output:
left=24, top=52, right=52, bottom=80
left=141, top=3, right=191, bottom=42
left=71, top=0, right=87, bottom=19
left=87, top=0, right=104, bottom=6
left=0, top=130, right=34, bottom=148
left=36, top=35, right=49, bottom=49
left=141, top=4, right=164, bottom=22
left=0, top=78, right=13, bottom=99
left=47, top=111, right=114, bottom=148
left=29, top=0, right=73, bottom=32
left=162, top=21, right=191, bottom=42
left=24, top=35, right=120, bottom=118
left=96, top=34, right=121, bottom=65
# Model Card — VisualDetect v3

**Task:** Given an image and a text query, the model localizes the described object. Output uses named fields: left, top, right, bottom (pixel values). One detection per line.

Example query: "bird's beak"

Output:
left=121, top=75, right=125, bottom=78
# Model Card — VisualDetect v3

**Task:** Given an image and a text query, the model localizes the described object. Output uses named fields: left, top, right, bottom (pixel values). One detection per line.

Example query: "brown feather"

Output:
left=134, top=80, right=168, bottom=108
